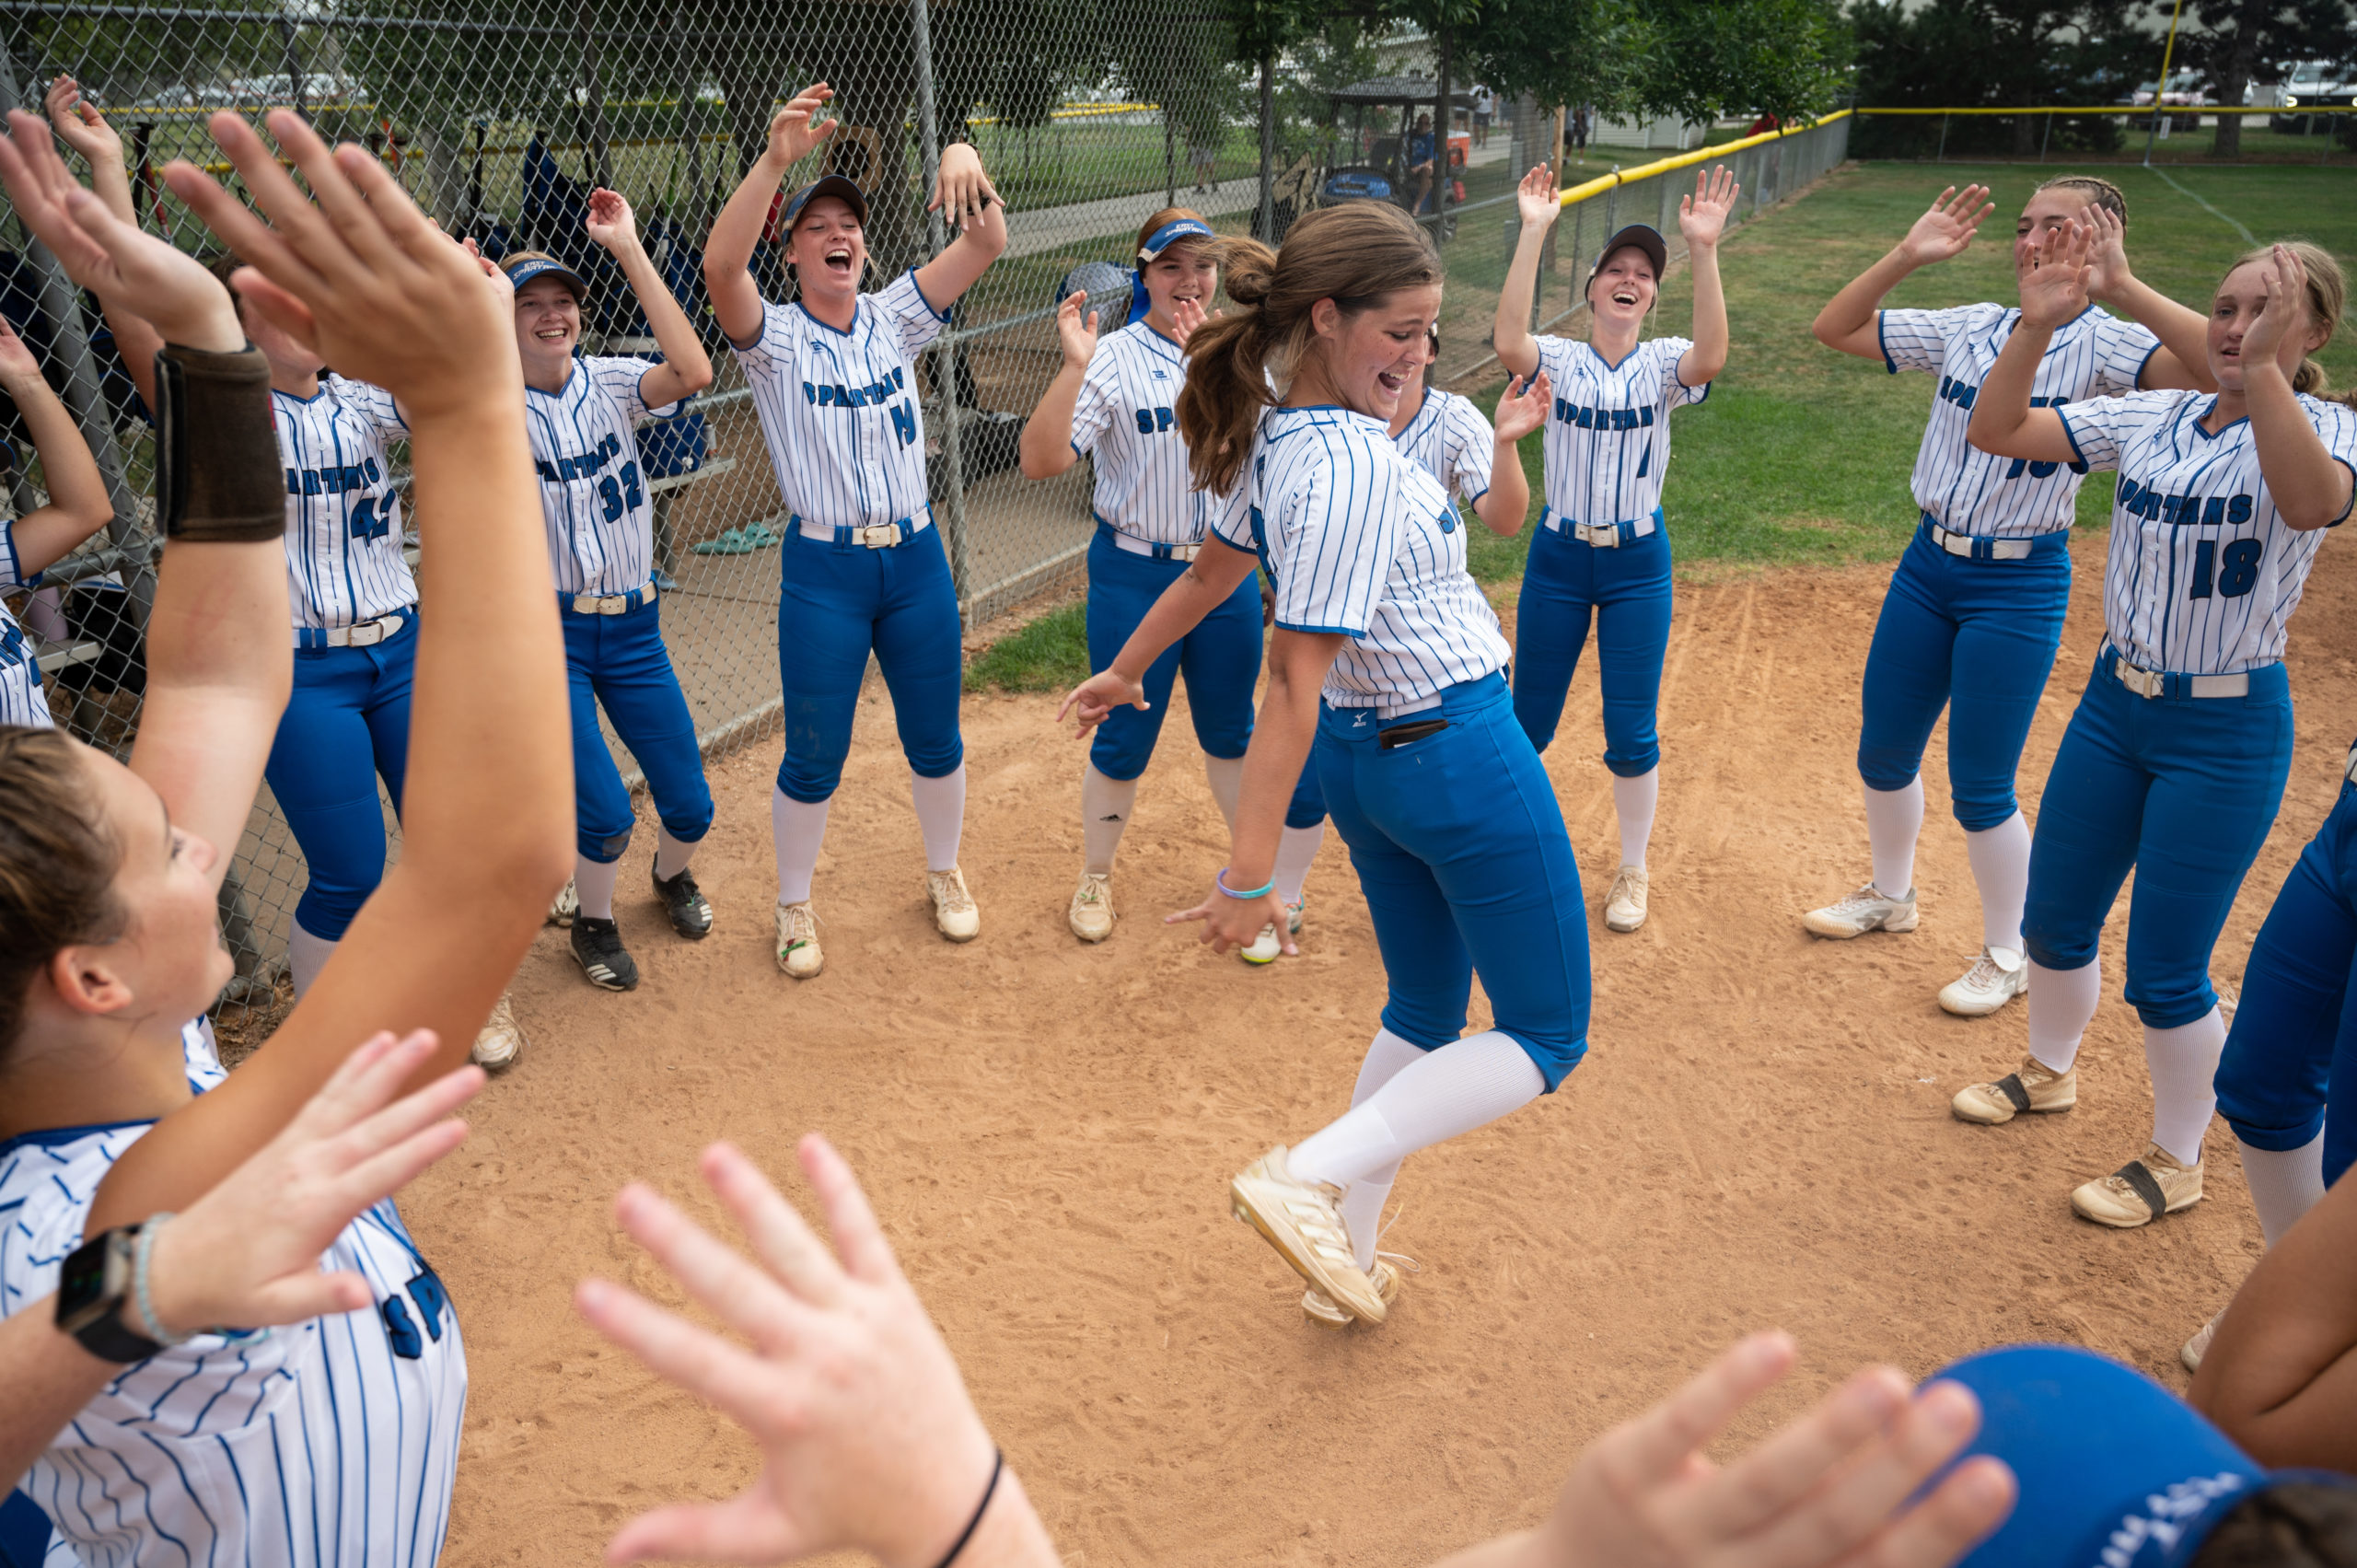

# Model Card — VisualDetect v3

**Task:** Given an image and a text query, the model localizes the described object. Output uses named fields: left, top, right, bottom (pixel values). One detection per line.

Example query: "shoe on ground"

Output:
left=1939, top=946, right=2026, bottom=1017
left=547, top=878, right=578, bottom=928
left=1286, top=899, right=1306, bottom=938
left=1605, top=865, right=1649, bottom=933
left=1952, top=1053, right=2077, bottom=1124
left=1304, top=1254, right=1411, bottom=1327
left=2073, top=1142, right=2202, bottom=1228
left=653, top=865, right=713, bottom=940
left=775, top=900, right=823, bottom=979
left=470, top=992, right=525, bottom=1072
left=1229, top=1146, right=1387, bottom=1324
left=1241, top=923, right=1282, bottom=964
left=569, top=916, right=639, bottom=992
left=926, top=867, right=981, bottom=943
left=1069, top=872, right=1114, bottom=943
left=2182, top=1307, right=2226, bottom=1374
left=1802, top=882, right=1919, bottom=939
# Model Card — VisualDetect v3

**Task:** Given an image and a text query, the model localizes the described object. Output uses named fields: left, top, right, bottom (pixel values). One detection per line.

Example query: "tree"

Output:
left=2176, top=0, right=2355, bottom=157
left=1847, top=0, right=2143, bottom=156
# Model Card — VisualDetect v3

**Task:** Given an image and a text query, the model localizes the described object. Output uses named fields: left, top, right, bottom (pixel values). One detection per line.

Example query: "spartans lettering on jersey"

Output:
left=285, top=458, right=385, bottom=495
left=1937, top=380, right=2073, bottom=415
left=800, top=366, right=917, bottom=447
left=2117, top=477, right=2258, bottom=529
left=534, top=429, right=628, bottom=484
left=1554, top=400, right=1655, bottom=431
left=378, top=1263, right=452, bottom=1360
left=1132, top=406, right=1177, bottom=435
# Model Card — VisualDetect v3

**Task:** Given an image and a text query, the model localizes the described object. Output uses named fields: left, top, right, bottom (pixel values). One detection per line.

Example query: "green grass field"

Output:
left=970, top=158, right=2357, bottom=691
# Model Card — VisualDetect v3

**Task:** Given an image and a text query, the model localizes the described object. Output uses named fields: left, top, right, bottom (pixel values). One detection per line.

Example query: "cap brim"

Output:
left=505, top=259, right=589, bottom=298
left=786, top=175, right=869, bottom=228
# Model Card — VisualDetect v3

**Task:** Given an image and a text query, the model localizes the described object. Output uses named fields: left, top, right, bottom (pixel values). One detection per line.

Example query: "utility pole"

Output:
left=2143, top=0, right=2187, bottom=166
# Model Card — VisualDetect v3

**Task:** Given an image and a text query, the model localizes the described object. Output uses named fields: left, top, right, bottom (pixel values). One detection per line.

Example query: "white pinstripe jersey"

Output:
left=1070, top=321, right=1210, bottom=545
left=1392, top=387, right=1494, bottom=506
left=732, top=271, right=947, bottom=528
left=273, top=377, right=416, bottom=633
left=1880, top=303, right=2157, bottom=537
left=0, top=517, right=52, bottom=729
left=524, top=356, right=679, bottom=597
left=1533, top=336, right=1707, bottom=526
left=2060, top=389, right=2356, bottom=674
left=1210, top=405, right=1509, bottom=710
left=2, top=1020, right=466, bottom=1568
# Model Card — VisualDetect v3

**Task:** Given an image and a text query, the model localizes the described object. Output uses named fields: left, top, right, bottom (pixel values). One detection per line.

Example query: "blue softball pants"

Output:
left=2214, top=765, right=2357, bottom=1186
left=2023, top=649, right=2293, bottom=1028
left=1317, top=671, right=1591, bottom=1090
left=1512, top=512, right=1673, bottom=776
left=1085, top=527, right=1260, bottom=779
left=1858, top=519, right=2072, bottom=830
left=776, top=520, right=964, bottom=803
left=561, top=592, right=714, bottom=863
left=265, top=607, right=414, bottom=942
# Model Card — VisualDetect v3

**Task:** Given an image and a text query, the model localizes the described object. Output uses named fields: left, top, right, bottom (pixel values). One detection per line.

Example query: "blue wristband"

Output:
left=1216, top=867, right=1276, bottom=900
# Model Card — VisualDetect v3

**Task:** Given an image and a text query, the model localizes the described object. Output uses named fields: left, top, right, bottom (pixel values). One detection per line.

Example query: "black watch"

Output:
left=54, top=1224, right=165, bottom=1364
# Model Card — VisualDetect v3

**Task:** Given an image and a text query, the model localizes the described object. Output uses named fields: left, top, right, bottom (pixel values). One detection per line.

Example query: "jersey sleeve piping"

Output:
left=633, top=363, right=689, bottom=422
left=2132, top=336, right=2163, bottom=389
left=2053, top=406, right=2094, bottom=471
left=906, top=267, right=951, bottom=323
left=1877, top=311, right=1898, bottom=376
left=2328, top=456, right=2355, bottom=527
left=1273, top=620, right=1367, bottom=637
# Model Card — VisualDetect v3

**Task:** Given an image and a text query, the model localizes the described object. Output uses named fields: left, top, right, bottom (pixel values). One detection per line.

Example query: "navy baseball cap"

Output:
left=1138, top=215, right=1215, bottom=261
left=501, top=251, right=588, bottom=300
left=782, top=175, right=869, bottom=230
left=1585, top=222, right=1668, bottom=295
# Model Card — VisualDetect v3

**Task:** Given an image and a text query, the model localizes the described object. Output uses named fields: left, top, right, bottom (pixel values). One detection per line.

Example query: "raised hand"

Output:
left=1056, top=668, right=1149, bottom=738
left=2015, top=216, right=2092, bottom=331
left=1515, top=164, right=1562, bottom=232
left=1899, top=183, right=1995, bottom=268
left=0, top=315, right=42, bottom=385
left=1053, top=288, right=1099, bottom=370
left=1678, top=164, right=1740, bottom=249
left=1169, top=295, right=1215, bottom=347
left=2239, top=242, right=2312, bottom=373
left=2078, top=203, right=2134, bottom=302
left=42, top=75, right=120, bottom=167
left=767, top=84, right=838, bottom=169
left=931, top=142, right=1001, bottom=232
left=585, top=187, right=640, bottom=253
left=1492, top=369, right=1550, bottom=443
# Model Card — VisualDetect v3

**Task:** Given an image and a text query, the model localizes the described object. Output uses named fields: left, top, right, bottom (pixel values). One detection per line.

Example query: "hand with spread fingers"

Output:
left=767, top=84, right=839, bottom=170
left=1053, top=287, right=1100, bottom=371
left=1898, top=183, right=1996, bottom=269
left=932, top=143, right=1002, bottom=233
left=1678, top=164, right=1741, bottom=251
left=1493, top=370, right=1551, bottom=445
left=1515, top=164, right=1562, bottom=233
left=2014, top=217, right=2092, bottom=332
left=1169, top=295, right=1216, bottom=347
left=42, top=75, right=121, bottom=173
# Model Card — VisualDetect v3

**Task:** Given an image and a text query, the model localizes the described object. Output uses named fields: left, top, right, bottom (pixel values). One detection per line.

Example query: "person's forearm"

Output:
left=1493, top=223, right=1547, bottom=377
left=2102, top=270, right=2215, bottom=392
left=704, top=152, right=786, bottom=343
left=1017, top=365, right=1085, bottom=478
left=1109, top=543, right=1253, bottom=682
left=1228, top=649, right=1321, bottom=886
left=2, top=364, right=111, bottom=572
left=913, top=200, right=1010, bottom=312
left=1685, top=243, right=1728, bottom=383
left=2193, top=1171, right=2357, bottom=1469
left=1475, top=447, right=1529, bottom=535
left=618, top=238, right=713, bottom=402
left=0, top=1305, right=115, bottom=1492
left=2246, top=363, right=2353, bottom=528
left=1966, top=320, right=2056, bottom=457
left=1812, top=244, right=1915, bottom=350
left=957, top=1468, right=1063, bottom=1568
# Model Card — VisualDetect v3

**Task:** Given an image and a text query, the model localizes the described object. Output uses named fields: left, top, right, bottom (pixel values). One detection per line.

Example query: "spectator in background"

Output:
left=1189, top=133, right=1219, bottom=194
left=1747, top=110, right=1782, bottom=136
left=1409, top=110, right=1437, bottom=213
left=1473, top=85, right=1495, bottom=149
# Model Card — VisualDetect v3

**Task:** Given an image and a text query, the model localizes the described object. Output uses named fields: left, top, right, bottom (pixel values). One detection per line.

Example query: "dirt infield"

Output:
left=407, top=537, right=2357, bottom=1567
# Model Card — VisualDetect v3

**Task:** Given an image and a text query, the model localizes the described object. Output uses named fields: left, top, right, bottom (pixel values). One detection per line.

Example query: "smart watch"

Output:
left=53, top=1223, right=167, bottom=1364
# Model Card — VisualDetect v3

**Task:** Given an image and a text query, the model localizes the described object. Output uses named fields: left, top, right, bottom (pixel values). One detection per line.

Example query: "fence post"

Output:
left=1257, top=55, right=1274, bottom=243
left=1935, top=111, right=1948, bottom=162
left=1164, top=105, right=1176, bottom=207
left=908, top=0, right=971, bottom=606
left=1433, top=26, right=1450, bottom=238
left=577, top=18, right=612, bottom=190
left=279, top=15, right=306, bottom=114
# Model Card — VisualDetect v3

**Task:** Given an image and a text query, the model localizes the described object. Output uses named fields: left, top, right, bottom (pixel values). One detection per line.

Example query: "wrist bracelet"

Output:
left=131, top=1214, right=196, bottom=1348
left=1216, top=867, right=1276, bottom=900
left=929, top=1448, right=1003, bottom=1568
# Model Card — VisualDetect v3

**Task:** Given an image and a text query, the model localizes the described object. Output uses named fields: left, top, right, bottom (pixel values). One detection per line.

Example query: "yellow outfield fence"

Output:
left=1559, top=110, right=1852, bottom=208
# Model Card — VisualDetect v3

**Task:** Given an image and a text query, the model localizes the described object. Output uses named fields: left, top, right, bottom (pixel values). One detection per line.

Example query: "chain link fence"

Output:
left=0, top=1, right=1847, bottom=1011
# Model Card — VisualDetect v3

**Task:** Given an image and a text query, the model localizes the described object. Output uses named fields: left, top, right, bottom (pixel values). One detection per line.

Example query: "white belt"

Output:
left=1544, top=506, right=1660, bottom=548
left=569, top=582, right=656, bottom=616
left=1106, top=530, right=1200, bottom=563
left=1929, top=521, right=2034, bottom=562
left=2108, top=646, right=2249, bottom=701
left=793, top=509, right=933, bottom=549
left=304, top=610, right=411, bottom=649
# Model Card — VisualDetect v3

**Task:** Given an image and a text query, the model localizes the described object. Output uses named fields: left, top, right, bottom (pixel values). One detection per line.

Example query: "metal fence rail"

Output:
left=0, top=2, right=1849, bottom=1011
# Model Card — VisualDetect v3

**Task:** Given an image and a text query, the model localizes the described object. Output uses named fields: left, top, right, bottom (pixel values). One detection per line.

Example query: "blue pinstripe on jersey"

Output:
left=273, top=377, right=416, bottom=635
left=2059, top=389, right=2355, bottom=674
left=1211, top=405, right=1508, bottom=710
left=1071, top=321, right=1212, bottom=546
left=1391, top=388, right=1494, bottom=505
left=0, top=518, right=51, bottom=729
left=733, top=271, right=947, bottom=528
left=525, top=357, right=679, bottom=597
left=1533, top=336, right=1707, bottom=528
left=0, top=1021, right=466, bottom=1568
left=1879, top=303, right=2157, bottom=537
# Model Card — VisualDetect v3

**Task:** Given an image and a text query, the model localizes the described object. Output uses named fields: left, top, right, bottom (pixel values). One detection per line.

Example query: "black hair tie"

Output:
left=930, top=1448, right=1004, bottom=1568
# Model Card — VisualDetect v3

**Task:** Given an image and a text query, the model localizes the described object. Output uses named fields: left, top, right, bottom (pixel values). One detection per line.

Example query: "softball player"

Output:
left=1062, top=203, right=1588, bottom=1327
left=1016, top=210, right=1265, bottom=947
left=1955, top=235, right=2357, bottom=1230
left=0, top=314, right=111, bottom=729
left=502, top=184, right=717, bottom=995
left=1801, top=178, right=2213, bottom=1018
left=704, top=83, right=1008, bottom=980
left=1492, top=163, right=1737, bottom=935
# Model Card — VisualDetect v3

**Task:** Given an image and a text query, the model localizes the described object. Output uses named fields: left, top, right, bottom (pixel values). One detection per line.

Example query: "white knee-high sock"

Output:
left=653, top=827, right=699, bottom=881
left=1202, top=752, right=1244, bottom=836
left=2239, top=1133, right=2328, bottom=1247
left=1864, top=778, right=1925, bottom=897
left=1273, top=822, right=1326, bottom=906
left=1334, top=1028, right=1431, bottom=1267
left=910, top=766, right=966, bottom=871
left=1963, top=810, right=2031, bottom=955
left=1081, top=765, right=1140, bottom=876
left=772, top=786, right=832, bottom=905
left=2147, top=1008, right=2228, bottom=1167
left=2026, top=957, right=2102, bottom=1074
left=1613, top=768, right=1660, bottom=870
left=574, top=854, right=621, bottom=922
left=288, top=923, right=337, bottom=1000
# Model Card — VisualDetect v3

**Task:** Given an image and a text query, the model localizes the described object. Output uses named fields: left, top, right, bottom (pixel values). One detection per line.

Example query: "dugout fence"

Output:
left=0, top=0, right=1848, bottom=1011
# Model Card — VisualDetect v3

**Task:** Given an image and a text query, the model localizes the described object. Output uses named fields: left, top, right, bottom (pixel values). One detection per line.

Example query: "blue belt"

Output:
left=296, top=602, right=417, bottom=649
left=1094, top=518, right=1202, bottom=562
left=793, top=502, right=933, bottom=550
left=1539, top=505, right=1663, bottom=546
left=560, top=582, right=657, bottom=616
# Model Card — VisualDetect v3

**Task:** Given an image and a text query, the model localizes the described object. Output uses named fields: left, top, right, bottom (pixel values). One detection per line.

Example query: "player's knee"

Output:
left=2019, top=917, right=2096, bottom=976
left=577, top=823, right=633, bottom=865
left=1603, top=738, right=1660, bottom=778
left=2127, top=978, right=2220, bottom=1032
left=777, top=754, right=845, bottom=804
left=2214, top=1059, right=2326, bottom=1153
left=905, top=734, right=965, bottom=780
left=1284, top=773, right=1328, bottom=830
left=658, top=796, right=714, bottom=844
left=294, top=878, right=375, bottom=942
left=1086, top=729, right=1151, bottom=784
left=1856, top=743, right=1922, bottom=795
left=1950, top=784, right=2020, bottom=833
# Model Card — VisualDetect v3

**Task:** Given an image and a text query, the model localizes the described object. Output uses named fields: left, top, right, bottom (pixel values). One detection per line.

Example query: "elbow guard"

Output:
left=153, top=341, right=283, bottom=544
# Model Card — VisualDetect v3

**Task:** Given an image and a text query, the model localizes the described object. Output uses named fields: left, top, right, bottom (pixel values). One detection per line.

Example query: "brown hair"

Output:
left=0, top=726, right=122, bottom=1061
left=1177, top=203, right=1442, bottom=495
left=1134, top=206, right=1213, bottom=261
left=2033, top=174, right=2128, bottom=226
left=2189, top=1481, right=2357, bottom=1566
left=2223, top=239, right=2350, bottom=402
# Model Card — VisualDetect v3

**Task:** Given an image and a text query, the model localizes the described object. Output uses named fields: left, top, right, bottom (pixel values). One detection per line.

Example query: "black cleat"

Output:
left=569, top=915, right=640, bottom=992
left=653, top=865, right=713, bottom=940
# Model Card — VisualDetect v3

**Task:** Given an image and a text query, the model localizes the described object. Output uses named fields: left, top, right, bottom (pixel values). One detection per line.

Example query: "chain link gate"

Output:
left=0, top=2, right=1848, bottom=1016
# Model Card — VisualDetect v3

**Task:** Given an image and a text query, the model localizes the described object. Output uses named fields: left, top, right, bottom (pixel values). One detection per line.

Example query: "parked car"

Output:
left=2270, top=59, right=2355, bottom=133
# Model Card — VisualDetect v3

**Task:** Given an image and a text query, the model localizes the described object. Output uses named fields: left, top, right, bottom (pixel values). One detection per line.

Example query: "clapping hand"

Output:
left=1492, top=369, right=1551, bottom=444
left=585, top=187, right=640, bottom=254
left=2014, top=216, right=2092, bottom=331
left=2237, top=242, right=2314, bottom=376
left=1170, top=295, right=1217, bottom=348
left=1899, top=184, right=1995, bottom=269
left=2079, top=203, right=2134, bottom=303
left=767, top=85, right=839, bottom=170
left=1678, top=165, right=1740, bottom=250
left=42, top=75, right=120, bottom=168
left=1515, top=164, right=1562, bottom=233
left=1053, top=288, right=1100, bottom=371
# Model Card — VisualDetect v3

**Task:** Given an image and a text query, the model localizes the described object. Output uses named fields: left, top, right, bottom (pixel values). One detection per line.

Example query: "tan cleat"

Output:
left=1229, top=1146, right=1387, bottom=1324
left=2073, top=1143, right=2202, bottom=1228
left=1939, top=946, right=2028, bottom=1017
left=926, top=867, right=981, bottom=943
left=1069, top=872, right=1115, bottom=943
left=470, top=992, right=525, bottom=1073
left=1303, top=1254, right=1410, bottom=1327
left=547, top=878, right=578, bottom=929
left=774, top=900, right=823, bottom=979
left=1952, top=1054, right=2077, bottom=1124
left=2181, top=1307, right=2225, bottom=1374
left=1803, top=882, right=1919, bottom=939
left=1604, top=865, right=1649, bottom=933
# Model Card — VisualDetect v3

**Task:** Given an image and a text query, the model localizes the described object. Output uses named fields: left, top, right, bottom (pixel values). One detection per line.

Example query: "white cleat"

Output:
left=1604, top=865, right=1649, bottom=933
left=1069, top=872, right=1115, bottom=943
left=2181, top=1308, right=2226, bottom=1374
left=1803, top=882, right=1919, bottom=939
left=774, top=900, right=823, bottom=979
left=470, top=992, right=525, bottom=1072
left=1939, top=946, right=2027, bottom=1016
left=547, top=878, right=578, bottom=928
left=926, top=866, right=981, bottom=943
left=1240, top=923, right=1282, bottom=964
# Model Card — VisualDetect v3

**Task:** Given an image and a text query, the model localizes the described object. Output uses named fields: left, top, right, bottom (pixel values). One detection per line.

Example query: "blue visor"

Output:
left=783, top=175, right=869, bottom=230
left=1138, top=217, right=1215, bottom=261
left=503, top=255, right=587, bottom=299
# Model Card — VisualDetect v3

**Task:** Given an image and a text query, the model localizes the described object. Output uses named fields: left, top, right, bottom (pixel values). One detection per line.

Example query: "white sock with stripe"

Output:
left=1082, top=764, right=1139, bottom=876
left=2238, top=1133, right=2328, bottom=1247
left=1864, top=778, right=1923, bottom=898
left=574, top=855, right=621, bottom=922
left=1964, top=810, right=2031, bottom=955
left=2147, top=1008, right=2227, bottom=1168
left=1273, top=822, right=1326, bottom=907
left=910, top=765, right=967, bottom=872
left=772, top=786, right=831, bottom=905
left=1202, top=752, right=1244, bottom=835
left=2026, top=957, right=2101, bottom=1074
